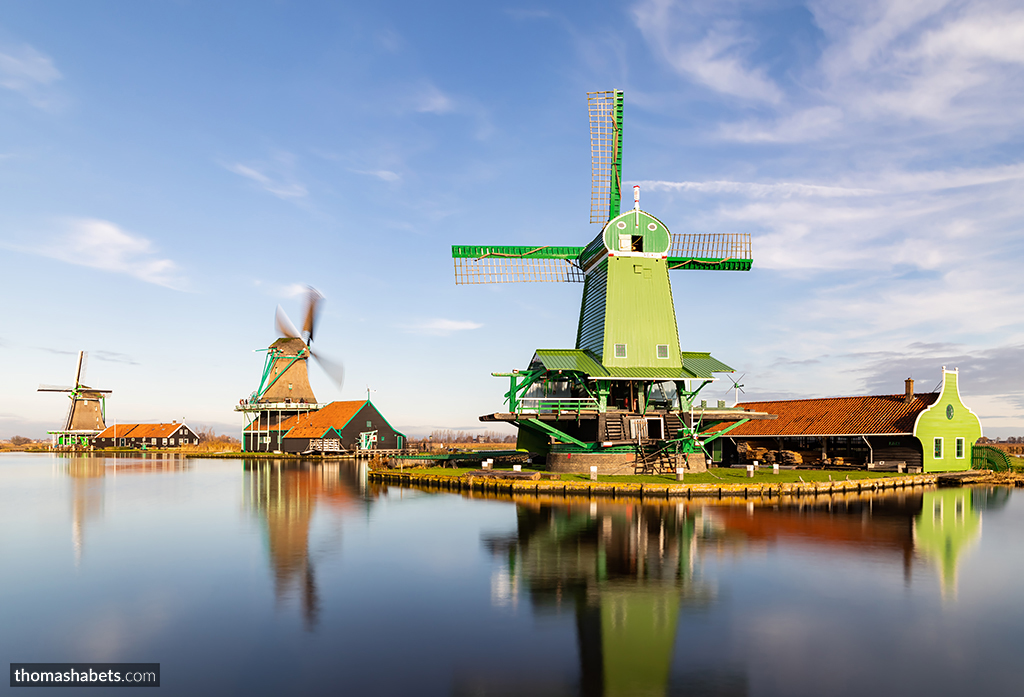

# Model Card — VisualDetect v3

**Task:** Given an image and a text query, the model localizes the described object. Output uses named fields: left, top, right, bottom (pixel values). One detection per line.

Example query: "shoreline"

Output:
left=370, top=469, right=955, bottom=500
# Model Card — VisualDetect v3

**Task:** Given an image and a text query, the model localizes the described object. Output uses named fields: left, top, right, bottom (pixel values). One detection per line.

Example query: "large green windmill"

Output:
left=453, top=90, right=769, bottom=474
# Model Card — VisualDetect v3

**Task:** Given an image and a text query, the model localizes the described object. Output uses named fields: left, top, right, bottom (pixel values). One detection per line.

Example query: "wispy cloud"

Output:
left=223, top=152, right=308, bottom=200
left=93, top=350, right=139, bottom=365
left=353, top=169, right=400, bottom=182
left=632, top=0, right=783, bottom=104
left=402, top=318, right=483, bottom=336
left=413, top=83, right=454, bottom=114
left=0, top=42, right=62, bottom=108
left=29, top=218, right=187, bottom=289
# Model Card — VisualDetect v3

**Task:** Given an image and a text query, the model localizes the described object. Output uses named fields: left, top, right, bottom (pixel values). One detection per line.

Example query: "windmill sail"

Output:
left=452, top=245, right=585, bottom=285
left=668, top=233, right=753, bottom=271
left=588, top=90, right=623, bottom=224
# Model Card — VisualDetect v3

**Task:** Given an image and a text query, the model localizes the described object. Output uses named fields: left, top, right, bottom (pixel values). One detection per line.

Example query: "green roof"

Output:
left=532, top=349, right=608, bottom=375
left=680, top=352, right=734, bottom=378
left=530, top=349, right=733, bottom=381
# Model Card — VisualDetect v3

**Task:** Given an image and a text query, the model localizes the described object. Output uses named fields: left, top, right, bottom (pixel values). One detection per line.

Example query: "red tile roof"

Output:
left=96, top=423, right=187, bottom=439
left=710, top=393, right=938, bottom=437
left=276, top=401, right=368, bottom=438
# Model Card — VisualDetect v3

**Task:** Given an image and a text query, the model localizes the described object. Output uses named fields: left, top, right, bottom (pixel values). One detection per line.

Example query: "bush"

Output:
left=10, top=435, right=31, bottom=446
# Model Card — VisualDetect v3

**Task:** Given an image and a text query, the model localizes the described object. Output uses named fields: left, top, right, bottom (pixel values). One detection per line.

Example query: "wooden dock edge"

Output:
left=368, top=470, right=953, bottom=501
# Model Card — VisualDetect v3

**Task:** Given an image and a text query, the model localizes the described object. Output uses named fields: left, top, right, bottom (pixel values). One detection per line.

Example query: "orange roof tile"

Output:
left=96, top=423, right=187, bottom=438
left=277, top=400, right=368, bottom=438
left=711, top=393, right=938, bottom=437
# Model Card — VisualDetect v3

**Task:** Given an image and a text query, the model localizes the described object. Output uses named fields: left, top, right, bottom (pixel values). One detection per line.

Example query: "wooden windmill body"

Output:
left=38, top=351, right=111, bottom=450
left=453, top=91, right=772, bottom=474
left=236, top=291, right=337, bottom=452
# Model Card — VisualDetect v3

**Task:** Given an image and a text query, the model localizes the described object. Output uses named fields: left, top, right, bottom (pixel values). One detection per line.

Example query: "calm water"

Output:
left=2, top=453, right=1023, bottom=696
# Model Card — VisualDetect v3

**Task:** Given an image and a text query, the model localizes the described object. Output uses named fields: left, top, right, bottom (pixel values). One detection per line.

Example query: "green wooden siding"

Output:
left=913, top=370, right=982, bottom=473
left=577, top=260, right=608, bottom=358
left=602, top=256, right=682, bottom=369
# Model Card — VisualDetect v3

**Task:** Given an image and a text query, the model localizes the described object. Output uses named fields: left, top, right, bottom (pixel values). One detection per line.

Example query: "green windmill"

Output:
left=453, top=90, right=771, bottom=474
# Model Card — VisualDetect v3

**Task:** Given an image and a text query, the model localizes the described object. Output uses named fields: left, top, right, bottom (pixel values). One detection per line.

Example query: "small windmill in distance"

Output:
left=725, top=373, right=746, bottom=407
left=38, top=351, right=112, bottom=449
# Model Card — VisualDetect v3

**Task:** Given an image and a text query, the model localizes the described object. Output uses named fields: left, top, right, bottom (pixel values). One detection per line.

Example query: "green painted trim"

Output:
left=451, top=245, right=584, bottom=259
left=522, top=418, right=593, bottom=450
left=667, top=258, right=753, bottom=271
left=609, top=90, right=623, bottom=220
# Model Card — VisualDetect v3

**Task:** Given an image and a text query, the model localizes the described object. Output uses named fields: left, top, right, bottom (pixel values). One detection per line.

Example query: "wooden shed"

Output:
left=275, top=400, right=406, bottom=454
left=711, top=369, right=982, bottom=473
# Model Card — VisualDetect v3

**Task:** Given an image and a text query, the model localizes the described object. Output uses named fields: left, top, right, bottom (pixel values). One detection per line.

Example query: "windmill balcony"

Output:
left=516, top=398, right=600, bottom=415
left=234, top=401, right=330, bottom=412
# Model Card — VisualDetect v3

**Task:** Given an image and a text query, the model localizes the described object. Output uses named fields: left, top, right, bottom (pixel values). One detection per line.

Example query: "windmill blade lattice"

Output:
left=588, top=90, right=623, bottom=224
left=668, top=233, right=752, bottom=271
left=452, top=246, right=585, bottom=285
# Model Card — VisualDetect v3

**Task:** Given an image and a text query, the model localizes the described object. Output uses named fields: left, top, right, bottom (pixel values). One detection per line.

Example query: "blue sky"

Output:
left=2, top=0, right=1023, bottom=439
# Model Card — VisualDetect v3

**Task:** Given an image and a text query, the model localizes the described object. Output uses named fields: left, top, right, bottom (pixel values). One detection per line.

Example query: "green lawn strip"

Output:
left=392, top=466, right=906, bottom=486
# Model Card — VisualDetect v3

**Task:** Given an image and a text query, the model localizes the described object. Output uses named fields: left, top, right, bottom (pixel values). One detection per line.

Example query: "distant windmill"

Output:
left=38, top=351, right=112, bottom=449
left=237, top=286, right=345, bottom=452
left=725, top=373, right=746, bottom=407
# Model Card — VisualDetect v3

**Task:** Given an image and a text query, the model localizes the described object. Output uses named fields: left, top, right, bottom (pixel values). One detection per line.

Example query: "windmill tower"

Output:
left=236, top=287, right=344, bottom=452
left=453, top=90, right=770, bottom=474
left=38, top=351, right=112, bottom=450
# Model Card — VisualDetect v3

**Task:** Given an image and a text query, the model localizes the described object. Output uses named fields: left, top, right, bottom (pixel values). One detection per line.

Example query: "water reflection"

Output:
left=243, top=460, right=369, bottom=629
left=484, top=501, right=743, bottom=697
left=62, top=454, right=192, bottom=565
left=479, top=487, right=998, bottom=696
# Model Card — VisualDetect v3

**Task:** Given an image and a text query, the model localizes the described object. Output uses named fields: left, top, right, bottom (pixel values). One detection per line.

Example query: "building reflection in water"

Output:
left=243, top=460, right=368, bottom=630
left=479, top=486, right=998, bottom=697
left=63, top=454, right=192, bottom=566
left=483, top=500, right=745, bottom=697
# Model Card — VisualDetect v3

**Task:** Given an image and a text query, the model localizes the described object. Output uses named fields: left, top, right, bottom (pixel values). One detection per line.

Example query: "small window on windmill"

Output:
left=631, top=235, right=643, bottom=252
left=366, top=420, right=372, bottom=428
left=657, top=344, right=669, bottom=359
left=618, top=233, right=631, bottom=251
left=614, top=344, right=627, bottom=359
left=288, top=383, right=293, bottom=390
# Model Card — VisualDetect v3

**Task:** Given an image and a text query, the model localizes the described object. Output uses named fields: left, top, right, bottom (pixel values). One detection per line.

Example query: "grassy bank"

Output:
left=393, top=465, right=910, bottom=485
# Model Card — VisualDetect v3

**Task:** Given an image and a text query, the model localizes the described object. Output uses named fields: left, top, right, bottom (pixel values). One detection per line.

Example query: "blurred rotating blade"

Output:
left=302, top=287, right=323, bottom=344
left=309, top=347, right=345, bottom=391
left=275, top=305, right=301, bottom=340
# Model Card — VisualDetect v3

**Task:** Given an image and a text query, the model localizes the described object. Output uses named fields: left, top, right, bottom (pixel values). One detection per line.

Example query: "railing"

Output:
left=516, top=398, right=600, bottom=414
left=235, top=401, right=329, bottom=411
left=972, top=444, right=1014, bottom=471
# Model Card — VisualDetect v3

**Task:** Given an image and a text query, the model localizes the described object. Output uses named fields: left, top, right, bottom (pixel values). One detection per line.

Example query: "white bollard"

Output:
left=746, top=464, right=755, bottom=478
left=590, top=465, right=598, bottom=482
left=482, top=459, right=492, bottom=470
left=676, top=467, right=685, bottom=482
left=513, top=464, right=522, bottom=472
left=773, top=462, right=779, bottom=475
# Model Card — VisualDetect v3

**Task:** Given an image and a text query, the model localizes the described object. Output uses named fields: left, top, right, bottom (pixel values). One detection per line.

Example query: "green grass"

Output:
left=389, top=465, right=908, bottom=485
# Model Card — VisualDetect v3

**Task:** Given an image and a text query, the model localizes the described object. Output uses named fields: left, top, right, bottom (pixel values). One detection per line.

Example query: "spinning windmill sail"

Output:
left=252, top=286, right=345, bottom=404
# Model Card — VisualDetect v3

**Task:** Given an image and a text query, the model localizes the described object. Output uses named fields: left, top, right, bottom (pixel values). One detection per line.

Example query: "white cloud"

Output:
left=35, top=218, right=186, bottom=289
left=414, top=84, right=454, bottom=114
left=632, top=0, right=783, bottom=104
left=224, top=153, right=307, bottom=200
left=403, top=318, right=483, bottom=336
left=354, top=169, right=400, bottom=182
left=0, top=42, right=62, bottom=108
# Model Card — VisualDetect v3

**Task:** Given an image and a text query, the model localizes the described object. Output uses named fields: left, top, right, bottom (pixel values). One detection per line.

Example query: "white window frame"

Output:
left=955, top=437, right=965, bottom=459
left=934, top=436, right=943, bottom=459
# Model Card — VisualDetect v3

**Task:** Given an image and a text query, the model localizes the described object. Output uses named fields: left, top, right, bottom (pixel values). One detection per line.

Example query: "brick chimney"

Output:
left=904, top=378, right=914, bottom=404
